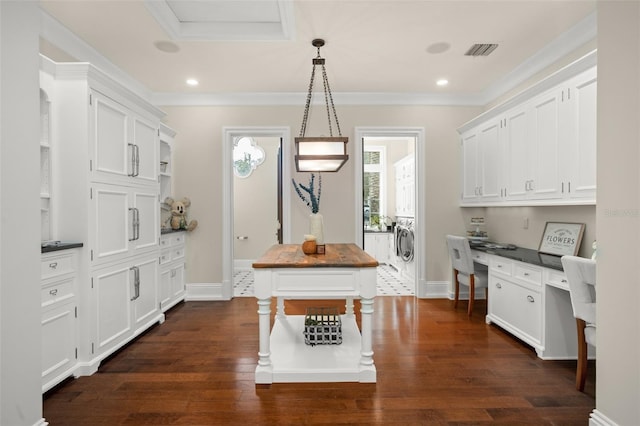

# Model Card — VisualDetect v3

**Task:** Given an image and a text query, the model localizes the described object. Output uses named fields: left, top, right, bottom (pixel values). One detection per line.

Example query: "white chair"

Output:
left=561, top=255, right=596, bottom=392
left=446, top=235, right=488, bottom=316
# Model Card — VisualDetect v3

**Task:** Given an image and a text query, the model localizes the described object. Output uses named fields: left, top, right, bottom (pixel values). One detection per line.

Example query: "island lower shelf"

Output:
left=264, top=314, right=364, bottom=383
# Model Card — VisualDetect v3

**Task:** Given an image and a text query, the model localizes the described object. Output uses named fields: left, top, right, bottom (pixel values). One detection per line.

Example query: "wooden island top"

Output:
left=252, top=243, right=378, bottom=269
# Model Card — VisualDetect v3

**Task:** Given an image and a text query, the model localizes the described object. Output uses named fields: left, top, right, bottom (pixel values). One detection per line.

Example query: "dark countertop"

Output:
left=470, top=241, right=564, bottom=271
left=41, top=241, right=83, bottom=253
left=161, top=228, right=187, bottom=235
left=364, top=229, right=394, bottom=234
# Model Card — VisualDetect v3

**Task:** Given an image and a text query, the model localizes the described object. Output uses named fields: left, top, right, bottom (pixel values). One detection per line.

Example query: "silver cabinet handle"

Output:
left=49, top=288, right=58, bottom=296
left=495, top=283, right=502, bottom=289
left=130, top=266, right=140, bottom=301
left=128, top=144, right=140, bottom=177
left=561, top=279, right=567, bottom=283
left=128, top=207, right=140, bottom=241
left=48, top=262, right=58, bottom=269
left=527, top=295, right=535, bottom=303
left=524, top=272, right=530, bottom=276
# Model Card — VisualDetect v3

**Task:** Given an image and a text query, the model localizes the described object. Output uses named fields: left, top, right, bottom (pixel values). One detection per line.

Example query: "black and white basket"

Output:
left=303, top=307, right=342, bottom=346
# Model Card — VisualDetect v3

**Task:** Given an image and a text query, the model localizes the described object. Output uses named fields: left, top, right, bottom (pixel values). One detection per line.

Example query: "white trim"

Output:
left=419, top=280, right=449, bottom=299
left=234, top=259, right=254, bottom=271
left=223, top=127, right=291, bottom=300
left=589, top=410, right=619, bottom=426
left=33, top=419, right=48, bottom=426
left=185, top=283, right=227, bottom=301
left=355, top=127, right=426, bottom=298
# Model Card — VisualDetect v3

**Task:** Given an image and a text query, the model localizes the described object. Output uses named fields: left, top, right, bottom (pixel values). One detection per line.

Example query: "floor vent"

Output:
left=465, top=43, right=499, bottom=56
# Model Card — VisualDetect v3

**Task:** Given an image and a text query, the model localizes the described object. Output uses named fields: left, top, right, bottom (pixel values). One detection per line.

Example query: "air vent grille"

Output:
left=465, top=43, right=498, bottom=57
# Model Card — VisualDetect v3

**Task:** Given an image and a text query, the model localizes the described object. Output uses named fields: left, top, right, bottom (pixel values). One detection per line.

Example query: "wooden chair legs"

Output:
left=453, top=269, right=483, bottom=317
left=576, top=318, right=588, bottom=392
left=453, top=269, right=460, bottom=309
left=467, top=274, right=475, bottom=316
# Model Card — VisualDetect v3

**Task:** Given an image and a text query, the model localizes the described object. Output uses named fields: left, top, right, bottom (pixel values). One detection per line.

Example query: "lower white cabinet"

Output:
left=41, top=250, right=78, bottom=393
left=159, top=231, right=186, bottom=311
left=91, top=254, right=162, bottom=361
left=364, top=232, right=392, bottom=264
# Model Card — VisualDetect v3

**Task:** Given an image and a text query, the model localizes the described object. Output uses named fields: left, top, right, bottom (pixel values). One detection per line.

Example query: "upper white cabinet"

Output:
left=395, top=154, right=415, bottom=216
left=458, top=52, right=597, bottom=206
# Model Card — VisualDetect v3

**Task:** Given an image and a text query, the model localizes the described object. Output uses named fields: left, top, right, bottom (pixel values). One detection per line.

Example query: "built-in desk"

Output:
left=470, top=243, right=586, bottom=360
left=252, top=243, right=378, bottom=384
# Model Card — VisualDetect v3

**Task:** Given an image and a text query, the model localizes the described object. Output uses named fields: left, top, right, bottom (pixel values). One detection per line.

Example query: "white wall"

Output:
left=1, top=2, right=44, bottom=425
left=594, top=2, right=640, bottom=425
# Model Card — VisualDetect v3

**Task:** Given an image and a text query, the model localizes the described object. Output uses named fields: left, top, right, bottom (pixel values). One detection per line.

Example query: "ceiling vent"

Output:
left=465, top=43, right=498, bottom=56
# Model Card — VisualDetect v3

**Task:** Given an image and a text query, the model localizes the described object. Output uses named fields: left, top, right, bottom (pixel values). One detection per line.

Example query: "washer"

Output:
left=395, top=217, right=415, bottom=280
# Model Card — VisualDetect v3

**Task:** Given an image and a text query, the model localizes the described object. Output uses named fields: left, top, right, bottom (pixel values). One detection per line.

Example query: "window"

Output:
left=363, top=146, right=386, bottom=230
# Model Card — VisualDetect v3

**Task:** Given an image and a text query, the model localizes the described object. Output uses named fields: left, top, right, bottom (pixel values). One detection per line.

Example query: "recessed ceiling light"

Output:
left=436, top=79, right=449, bottom=86
left=154, top=40, right=180, bottom=53
left=426, top=42, right=451, bottom=54
left=186, top=78, right=199, bottom=86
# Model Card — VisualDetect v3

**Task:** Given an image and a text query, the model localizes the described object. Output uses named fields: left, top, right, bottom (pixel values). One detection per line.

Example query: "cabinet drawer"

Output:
left=490, top=258, right=512, bottom=276
left=490, top=278, right=541, bottom=343
left=42, top=279, right=74, bottom=307
left=41, top=254, right=74, bottom=280
left=172, top=233, right=184, bottom=245
left=514, top=264, right=542, bottom=287
left=545, top=269, right=569, bottom=291
left=172, top=247, right=185, bottom=261
left=159, top=249, right=171, bottom=265
left=160, top=236, right=171, bottom=249
left=471, top=250, right=489, bottom=265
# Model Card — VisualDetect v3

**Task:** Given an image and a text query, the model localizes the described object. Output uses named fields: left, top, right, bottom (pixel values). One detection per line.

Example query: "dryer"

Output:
left=395, top=217, right=415, bottom=280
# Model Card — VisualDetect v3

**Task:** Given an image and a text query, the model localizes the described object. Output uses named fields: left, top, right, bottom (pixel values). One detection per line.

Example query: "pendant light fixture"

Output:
left=295, top=39, right=349, bottom=173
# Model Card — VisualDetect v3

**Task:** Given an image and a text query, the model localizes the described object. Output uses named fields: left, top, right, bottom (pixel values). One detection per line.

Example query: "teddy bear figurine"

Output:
left=164, top=197, right=198, bottom=231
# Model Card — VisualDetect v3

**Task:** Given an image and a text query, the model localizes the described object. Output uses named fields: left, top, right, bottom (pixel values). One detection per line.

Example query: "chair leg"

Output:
left=453, top=269, right=460, bottom=309
left=576, top=318, right=588, bottom=392
left=467, top=274, right=475, bottom=316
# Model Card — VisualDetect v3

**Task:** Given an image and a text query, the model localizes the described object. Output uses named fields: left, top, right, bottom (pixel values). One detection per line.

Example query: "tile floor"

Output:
left=233, top=263, right=415, bottom=297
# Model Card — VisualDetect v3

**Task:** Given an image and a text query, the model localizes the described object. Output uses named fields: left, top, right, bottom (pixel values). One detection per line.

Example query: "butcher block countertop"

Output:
left=252, top=243, right=379, bottom=269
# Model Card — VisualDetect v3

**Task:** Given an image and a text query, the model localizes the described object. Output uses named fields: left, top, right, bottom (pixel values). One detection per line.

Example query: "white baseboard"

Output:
left=185, top=282, right=230, bottom=301
left=33, top=418, right=48, bottom=426
left=417, top=280, right=449, bottom=298
left=590, top=409, right=620, bottom=426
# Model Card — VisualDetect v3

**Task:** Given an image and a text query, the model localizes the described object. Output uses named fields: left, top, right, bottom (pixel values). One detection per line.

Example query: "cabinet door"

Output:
left=132, top=117, right=159, bottom=184
left=565, top=68, right=597, bottom=200
left=504, top=106, right=530, bottom=200
left=461, top=130, right=480, bottom=202
left=42, top=300, right=76, bottom=391
left=477, top=119, right=502, bottom=201
left=529, top=89, right=563, bottom=200
left=92, top=91, right=130, bottom=182
left=171, top=263, right=185, bottom=300
left=93, top=263, right=133, bottom=357
left=132, top=257, right=160, bottom=331
left=490, top=277, right=541, bottom=344
left=159, top=267, right=172, bottom=310
left=91, top=184, right=159, bottom=265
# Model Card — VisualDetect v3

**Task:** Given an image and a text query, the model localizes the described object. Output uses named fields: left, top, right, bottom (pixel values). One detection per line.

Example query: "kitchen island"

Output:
left=252, top=243, right=378, bottom=384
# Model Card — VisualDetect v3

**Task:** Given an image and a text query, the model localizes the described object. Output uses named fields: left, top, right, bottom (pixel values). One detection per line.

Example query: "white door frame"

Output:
left=222, top=127, right=291, bottom=299
left=354, top=127, right=426, bottom=297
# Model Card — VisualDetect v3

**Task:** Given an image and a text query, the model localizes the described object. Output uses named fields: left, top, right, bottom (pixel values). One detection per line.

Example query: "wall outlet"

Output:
left=523, top=217, right=529, bottom=229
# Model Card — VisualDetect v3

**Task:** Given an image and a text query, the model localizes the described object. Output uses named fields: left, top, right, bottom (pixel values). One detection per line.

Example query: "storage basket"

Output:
left=303, top=307, right=342, bottom=346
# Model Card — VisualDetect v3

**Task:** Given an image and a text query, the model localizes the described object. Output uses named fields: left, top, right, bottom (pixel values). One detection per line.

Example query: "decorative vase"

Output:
left=302, top=235, right=317, bottom=255
left=309, top=213, right=324, bottom=245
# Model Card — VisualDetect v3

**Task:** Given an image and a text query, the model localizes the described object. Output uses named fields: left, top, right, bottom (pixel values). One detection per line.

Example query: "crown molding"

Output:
left=39, top=8, right=596, bottom=108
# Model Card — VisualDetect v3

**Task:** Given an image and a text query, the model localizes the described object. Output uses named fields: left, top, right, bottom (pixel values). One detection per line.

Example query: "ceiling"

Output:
left=39, top=0, right=596, bottom=105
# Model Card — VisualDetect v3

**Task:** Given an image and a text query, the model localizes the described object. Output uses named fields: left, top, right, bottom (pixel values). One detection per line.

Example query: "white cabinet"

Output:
left=394, top=154, right=415, bottom=216
left=461, top=118, right=502, bottom=202
left=159, top=231, right=186, bottom=312
left=159, top=124, right=175, bottom=203
left=364, top=232, right=391, bottom=264
left=458, top=56, right=596, bottom=206
left=41, top=250, right=78, bottom=393
left=488, top=257, right=542, bottom=348
left=40, top=55, right=166, bottom=377
left=92, top=254, right=160, bottom=359
left=90, top=90, right=159, bottom=187
left=90, top=183, right=159, bottom=266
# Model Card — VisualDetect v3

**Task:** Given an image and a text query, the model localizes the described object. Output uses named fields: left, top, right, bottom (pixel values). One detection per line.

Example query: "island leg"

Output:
left=255, top=297, right=273, bottom=383
left=359, top=296, right=376, bottom=382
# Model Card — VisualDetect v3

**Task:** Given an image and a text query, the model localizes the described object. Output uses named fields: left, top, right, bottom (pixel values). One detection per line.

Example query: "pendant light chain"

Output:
left=298, top=43, right=342, bottom=138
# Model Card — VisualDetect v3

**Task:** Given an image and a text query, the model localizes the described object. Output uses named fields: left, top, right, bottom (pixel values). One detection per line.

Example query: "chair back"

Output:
left=446, top=235, right=474, bottom=275
left=561, top=255, right=596, bottom=325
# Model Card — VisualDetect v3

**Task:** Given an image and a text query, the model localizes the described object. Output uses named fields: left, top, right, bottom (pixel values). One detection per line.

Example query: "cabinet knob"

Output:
left=49, top=262, right=58, bottom=269
left=561, top=279, right=567, bottom=283
left=49, top=288, right=58, bottom=296
left=524, top=272, right=529, bottom=276
left=527, top=295, right=535, bottom=303
left=495, top=283, right=502, bottom=289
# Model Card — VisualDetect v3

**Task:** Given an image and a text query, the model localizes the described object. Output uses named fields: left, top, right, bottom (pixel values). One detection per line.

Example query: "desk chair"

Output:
left=561, top=255, right=596, bottom=392
left=446, top=235, right=488, bottom=316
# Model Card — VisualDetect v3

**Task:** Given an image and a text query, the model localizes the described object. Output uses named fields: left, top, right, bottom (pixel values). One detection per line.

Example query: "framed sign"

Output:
left=538, top=222, right=585, bottom=256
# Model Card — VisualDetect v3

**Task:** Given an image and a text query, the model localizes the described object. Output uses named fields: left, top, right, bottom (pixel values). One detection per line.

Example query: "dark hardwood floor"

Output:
left=43, top=297, right=595, bottom=425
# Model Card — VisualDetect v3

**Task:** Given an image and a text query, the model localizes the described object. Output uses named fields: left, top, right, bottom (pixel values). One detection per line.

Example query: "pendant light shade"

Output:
left=295, top=39, right=348, bottom=173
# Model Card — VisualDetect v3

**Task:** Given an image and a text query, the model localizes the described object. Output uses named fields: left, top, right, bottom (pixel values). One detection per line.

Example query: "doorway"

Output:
left=222, top=127, right=291, bottom=300
left=355, top=127, right=425, bottom=297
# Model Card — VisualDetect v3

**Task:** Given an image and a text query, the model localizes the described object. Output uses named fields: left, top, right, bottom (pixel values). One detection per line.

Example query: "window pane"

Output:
left=364, top=151, right=380, bottom=165
left=364, top=171, right=380, bottom=218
